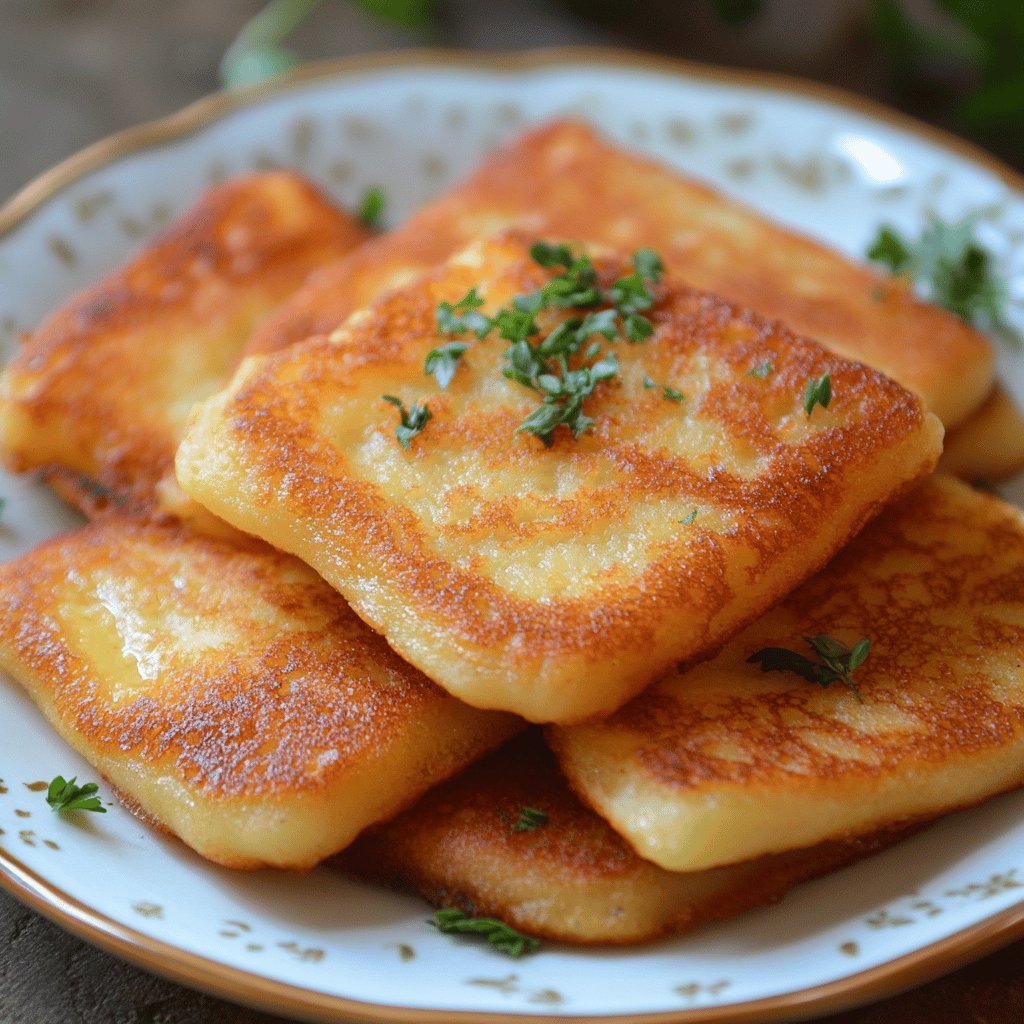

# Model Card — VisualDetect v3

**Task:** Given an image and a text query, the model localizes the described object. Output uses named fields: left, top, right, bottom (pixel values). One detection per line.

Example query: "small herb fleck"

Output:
left=804, top=373, right=831, bottom=417
left=680, top=509, right=698, bottom=525
left=382, top=395, right=431, bottom=447
left=431, top=909, right=540, bottom=957
left=46, top=775, right=107, bottom=814
left=642, top=374, right=684, bottom=402
left=357, top=185, right=386, bottom=231
left=424, top=341, right=469, bottom=389
left=435, top=287, right=490, bottom=338
left=747, top=634, right=870, bottom=699
left=512, top=807, right=549, bottom=832
left=746, top=359, right=775, bottom=379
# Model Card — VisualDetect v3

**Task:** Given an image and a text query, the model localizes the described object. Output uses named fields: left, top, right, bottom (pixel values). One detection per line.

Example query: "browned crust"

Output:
left=179, top=233, right=942, bottom=722
left=0, top=172, right=369, bottom=517
left=0, top=515, right=520, bottom=867
left=547, top=476, right=1024, bottom=869
left=341, top=731, right=926, bottom=944
left=245, top=119, right=992, bottom=429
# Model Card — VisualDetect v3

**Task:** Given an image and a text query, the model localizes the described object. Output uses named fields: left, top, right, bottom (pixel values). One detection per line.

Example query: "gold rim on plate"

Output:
left=2, top=45, right=1023, bottom=1024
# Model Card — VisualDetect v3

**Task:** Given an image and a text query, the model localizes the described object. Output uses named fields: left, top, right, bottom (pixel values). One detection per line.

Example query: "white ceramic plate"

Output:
left=2, top=49, right=1024, bottom=1024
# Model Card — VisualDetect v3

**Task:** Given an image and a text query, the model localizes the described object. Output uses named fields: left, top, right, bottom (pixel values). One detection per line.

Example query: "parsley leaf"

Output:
left=680, top=509, right=698, bottom=525
left=382, top=395, right=431, bottom=447
left=46, top=775, right=107, bottom=814
left=747, top=634, right=870, bottom=699
left=512, top=807, right=549, bottom=832
left=424, top=341, right=469, bottom=389
left=866, top=218, right=1012, bottom=339
left=804, top=373, right=831, bottom=417
left=435, top=288, right=490, bottom=337
left=529, top=241, right=575, bottom=269
left=357, top=185, right=386, bottom=231
left=746, top=359, right=775, bottom=379
left=431, top=909, right=540, bottom=957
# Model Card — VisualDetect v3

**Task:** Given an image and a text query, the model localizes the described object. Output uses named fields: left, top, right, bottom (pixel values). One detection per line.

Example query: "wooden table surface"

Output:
left=2, top=2, right=1022, bottom=1022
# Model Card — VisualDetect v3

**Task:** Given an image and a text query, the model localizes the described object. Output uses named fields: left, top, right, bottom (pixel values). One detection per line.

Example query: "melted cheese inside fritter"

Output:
left=246, top=119, right=992, bottom=431
left=177, top=232, right=942, bottom=724
left=341, top=731, right=921, bottom=944
left=0, top=517, right=519, bottom=869
left=0, top=172, right=369, bottom=522
left=549, top=476, right=1024, bottom=872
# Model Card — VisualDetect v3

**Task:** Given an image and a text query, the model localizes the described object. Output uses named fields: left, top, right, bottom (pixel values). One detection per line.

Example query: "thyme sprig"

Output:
left=747, top=635, right=871, bottom=699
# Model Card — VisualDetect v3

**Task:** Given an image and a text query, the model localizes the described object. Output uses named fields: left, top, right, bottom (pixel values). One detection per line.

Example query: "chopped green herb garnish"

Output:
left=747, top=635, right=870, bottom=699
left=433, top=244, right=666, bottom=446
left=804, top=373, right=831, bottom=417
left=747, top=359, right=775, bottom=379
left=431, top=909, right=540, bottom=957
left=643, top=375, right=684, bottom=402
left=46, top=775, right=106, bottom=814
left=357, top=185, right=386, bottom=231
left=512, top=807, right=549, bottom=832
left=680, top=509, right=698, bottom=525
left=435, top=287, right=490, bottom=337
left=866, top=218, right=1012, bottom=339
left=424, top=341, right=469, bottom=389
left=382, top=395, right=431, bottom=447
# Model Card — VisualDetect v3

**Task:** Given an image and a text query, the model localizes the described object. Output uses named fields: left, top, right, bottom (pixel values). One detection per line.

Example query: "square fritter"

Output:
left=549, top=476, right=1024, bottom=871
left=247, top=120, right=992, bottom=433
left=0, top=517, right=518, bottom=869
left=178, top=233, right=941, bottom=723
left=0, top=172, right=369, bottom=522
left=342, top=731, right=919, bottom=945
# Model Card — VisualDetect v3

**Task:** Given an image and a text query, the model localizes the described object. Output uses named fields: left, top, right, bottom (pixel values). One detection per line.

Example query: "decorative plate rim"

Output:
left=4, top=841, right=1024, bottom=1024
left=4, top=44, right=1024, bottom=238
left=3, top=45, right=1024, bottom=1024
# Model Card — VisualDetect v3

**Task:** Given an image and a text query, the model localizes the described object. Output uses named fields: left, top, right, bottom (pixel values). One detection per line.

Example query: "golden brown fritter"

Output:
left=177, top=233, right=942, bottom=723
left=0, top=172, right=369, bottom=521
left=0, top=516, right=519, bottom=869
left=341, top=732, right=920, bottom=944
left=549, top=476, right=1024, bottom=872
left=939, top=385, right=1024, bottom=483
left=246, top=120, right=992, bottom=430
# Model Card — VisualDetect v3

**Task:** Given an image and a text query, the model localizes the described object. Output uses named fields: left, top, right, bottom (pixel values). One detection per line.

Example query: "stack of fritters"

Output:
left=2, top=121, right=1024, bottom=945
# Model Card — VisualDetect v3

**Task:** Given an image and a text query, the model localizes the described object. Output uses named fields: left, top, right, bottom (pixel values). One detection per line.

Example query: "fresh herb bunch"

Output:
left=431, top=908, right=540, bottom=957
left=46, top=775, right=107, bottom=814
left=747, top=634, right=871, bottom=699
left=867, top=218, right=1012, bottom=340
left=430, top=243, right=666, bottom=446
